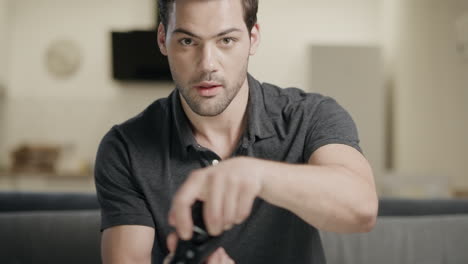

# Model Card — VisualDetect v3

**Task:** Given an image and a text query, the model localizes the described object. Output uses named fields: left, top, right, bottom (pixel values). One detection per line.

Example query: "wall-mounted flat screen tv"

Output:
left=112, top=30, right=172, bottom=81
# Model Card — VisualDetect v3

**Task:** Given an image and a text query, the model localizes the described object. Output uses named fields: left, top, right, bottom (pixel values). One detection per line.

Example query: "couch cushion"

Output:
left=0, top=210, right=101, bottom=264
left=321, top=215, right=468, bottom=264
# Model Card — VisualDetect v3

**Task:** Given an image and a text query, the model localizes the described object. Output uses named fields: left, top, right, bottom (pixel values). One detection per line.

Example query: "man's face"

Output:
left=158, top=0, right=259, bottom=116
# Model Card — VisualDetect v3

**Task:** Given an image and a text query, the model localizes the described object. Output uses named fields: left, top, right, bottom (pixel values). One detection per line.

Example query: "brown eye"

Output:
left=179, top=38, right=194, bottom=46
left=222, top=38, right=233, bottom=45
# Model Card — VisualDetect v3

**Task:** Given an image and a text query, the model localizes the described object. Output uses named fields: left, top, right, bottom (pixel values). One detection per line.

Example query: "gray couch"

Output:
left=1, top=192, right=468, bottom=264
left=321, top=199, right=468, bottom=264
left=0, top=192, right=101, bottom=264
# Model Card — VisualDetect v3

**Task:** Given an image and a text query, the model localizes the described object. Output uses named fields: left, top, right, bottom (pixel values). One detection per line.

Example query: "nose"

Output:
left=199, top=43, right=218, bottom=73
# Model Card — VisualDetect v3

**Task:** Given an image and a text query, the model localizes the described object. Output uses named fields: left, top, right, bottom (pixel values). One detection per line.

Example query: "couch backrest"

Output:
left=0, top=191, right=99, bottom=212
left=322, top=198, right=468, bottom=264
left=2, top=193, right=468, bottom=264
left=321, top=215, right=468, bottom=264
left=378, top=198, right=468, bottom=216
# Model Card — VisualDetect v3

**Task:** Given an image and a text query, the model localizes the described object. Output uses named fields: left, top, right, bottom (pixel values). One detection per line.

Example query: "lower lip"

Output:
left=196, top=86, right=222, bottom=97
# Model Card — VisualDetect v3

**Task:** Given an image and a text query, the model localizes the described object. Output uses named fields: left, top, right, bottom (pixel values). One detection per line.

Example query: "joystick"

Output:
left=169, top=201, right=225, bottom=264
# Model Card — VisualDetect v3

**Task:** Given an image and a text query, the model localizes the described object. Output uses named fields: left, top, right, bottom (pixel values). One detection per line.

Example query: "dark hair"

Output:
left=158, top=0, right=258, bottom=34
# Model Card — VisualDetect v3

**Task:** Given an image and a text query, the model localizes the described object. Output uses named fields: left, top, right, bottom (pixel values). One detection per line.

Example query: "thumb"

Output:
left=166, top=232, right=179, bottom=253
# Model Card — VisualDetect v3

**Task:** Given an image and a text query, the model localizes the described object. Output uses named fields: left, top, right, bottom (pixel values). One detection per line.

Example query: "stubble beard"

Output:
left=175, top=61, right=248, bottom=117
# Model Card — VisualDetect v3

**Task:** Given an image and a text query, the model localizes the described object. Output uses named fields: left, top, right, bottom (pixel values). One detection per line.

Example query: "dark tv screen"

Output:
left=112, top=30, right=172, bottom=81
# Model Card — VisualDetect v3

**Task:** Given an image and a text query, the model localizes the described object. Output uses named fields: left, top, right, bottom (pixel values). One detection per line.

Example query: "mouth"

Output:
left=194, top=82, right=223, bottom=97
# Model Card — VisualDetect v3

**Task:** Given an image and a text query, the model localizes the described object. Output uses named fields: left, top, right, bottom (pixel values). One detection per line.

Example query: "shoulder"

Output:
left=99, top=94, right=173, bottom=150
left=120, top=96, right=170, bottom=133
left=259, top=81, right=336, bottom=117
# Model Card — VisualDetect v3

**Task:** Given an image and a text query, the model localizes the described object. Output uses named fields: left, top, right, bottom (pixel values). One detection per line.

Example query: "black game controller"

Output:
left=169, top=201, right=225, bottom=264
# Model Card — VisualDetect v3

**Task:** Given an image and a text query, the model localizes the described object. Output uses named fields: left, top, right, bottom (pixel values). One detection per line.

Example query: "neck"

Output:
left=180, top=77, right=249, bottom=158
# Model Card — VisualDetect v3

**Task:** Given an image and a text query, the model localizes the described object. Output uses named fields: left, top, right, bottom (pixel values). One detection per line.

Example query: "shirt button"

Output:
left=186, top=249, right=195, bottom=259
left=212, top=159, right=219, bottom=166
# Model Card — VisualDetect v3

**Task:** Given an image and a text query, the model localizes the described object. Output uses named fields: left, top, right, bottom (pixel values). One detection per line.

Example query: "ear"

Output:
left=249, top=23, right=261, bottom=56
left=157, top=22, right=168, bottom=56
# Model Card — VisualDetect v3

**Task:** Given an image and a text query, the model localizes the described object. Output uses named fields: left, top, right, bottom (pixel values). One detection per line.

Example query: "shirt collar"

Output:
left=170, top=73, right=276, bottom=152
left=245, top=73, right=276, bottom=142
left=171, top=88, right=197, bottom=150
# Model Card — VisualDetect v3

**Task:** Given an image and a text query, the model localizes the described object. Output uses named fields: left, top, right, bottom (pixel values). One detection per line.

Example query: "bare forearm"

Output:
left=103, top=256, right=151, bottom=264
left=167, top=145, right=378, bottom=240
left=101, top=226, right=154, bottom=264
left=258, top=160, right=378, bottom=233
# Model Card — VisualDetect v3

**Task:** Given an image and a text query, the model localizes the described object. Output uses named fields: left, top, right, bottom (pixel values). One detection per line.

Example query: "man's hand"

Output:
left=163, top=232, right=235, bottom=264
left=168, top=157, right=264, bottom=239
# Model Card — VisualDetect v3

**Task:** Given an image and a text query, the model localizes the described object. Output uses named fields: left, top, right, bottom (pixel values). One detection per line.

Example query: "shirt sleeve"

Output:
left=303, top=96, right=362, bottom=161
left=94, top=126, right=155, bottom=231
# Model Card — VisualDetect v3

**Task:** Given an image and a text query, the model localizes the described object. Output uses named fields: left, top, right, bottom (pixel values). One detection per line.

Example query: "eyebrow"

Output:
left=172, top=27, right=243, bottom=39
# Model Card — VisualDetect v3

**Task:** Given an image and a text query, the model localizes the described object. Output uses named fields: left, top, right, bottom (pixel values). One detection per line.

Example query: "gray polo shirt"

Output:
left=95, top=74, right=361, bottom=263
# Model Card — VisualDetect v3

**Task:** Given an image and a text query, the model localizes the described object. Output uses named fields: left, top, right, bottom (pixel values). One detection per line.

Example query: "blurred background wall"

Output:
left=0, top=0, right=467, bottom=196
left=390, top=0, right=468, bottom=192
left=0, top=0, right=8, bottom=173
left=0, top=0, right=7, bottom=83
left=1, top=0, right=173, bottom=173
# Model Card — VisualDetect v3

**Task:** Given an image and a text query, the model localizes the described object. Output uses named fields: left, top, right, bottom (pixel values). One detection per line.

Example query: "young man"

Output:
left=95, top=0, right=378, bottom=263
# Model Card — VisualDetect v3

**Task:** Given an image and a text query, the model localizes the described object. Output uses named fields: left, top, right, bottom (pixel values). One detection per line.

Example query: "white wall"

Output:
left=250, top=0, right=381, bottom=89
left=2, top=0, right=382, bottom=170
left=2, top=0, right=173, bottom=168
left=0, top=0, right=7, bottom=84
left=0, top=0, right=7, bottom=170
left=392, top=0, right=468, bottom=189
left=7, top=0, right=158, bottom=98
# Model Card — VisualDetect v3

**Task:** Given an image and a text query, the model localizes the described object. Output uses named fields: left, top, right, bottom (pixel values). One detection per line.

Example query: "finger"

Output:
left=170, top=171, right=206, bottom=240
left=219, top=248, right=230, bottom=264
left=219, top=248, right=227, bottom=264
left=235, top=190, right=255, bottom=225
left=166, top=232, right=178, bottom=252
left=168, top=211, right=176, bottom=226
left=204, top=172, right=225, bottom=236
left=163, top=253, right=174, bottom=264
left=217, top=248, right=224, bottom=263
left=223, top=180, right=239, bottom=231
left=227, top=256, right=236, bottom=264
left=205, top=247, right=223, bottom=263
left=220, top=248, right=235, bottom=264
